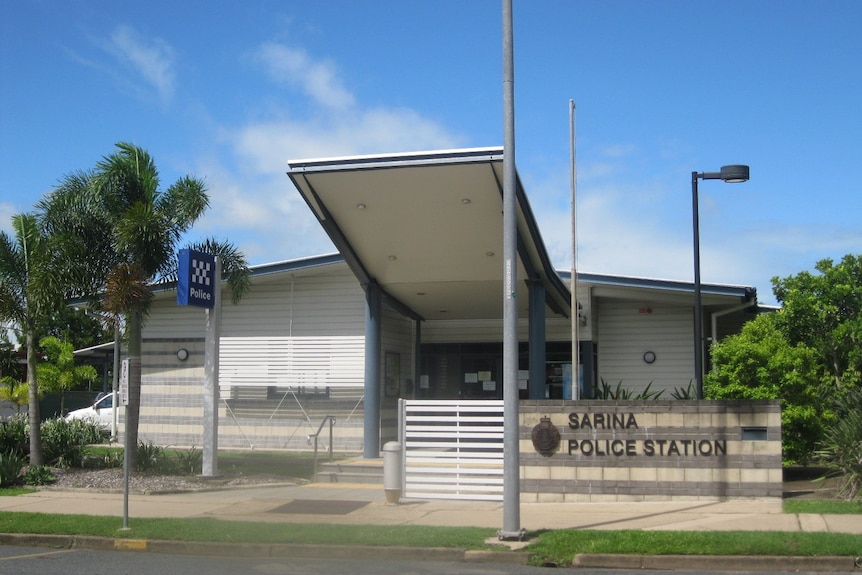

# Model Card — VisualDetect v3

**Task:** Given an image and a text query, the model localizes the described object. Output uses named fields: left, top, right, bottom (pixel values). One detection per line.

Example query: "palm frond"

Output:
left=160, top=176, right=209, bottom=232
left=102, top=262, right=154, bottom=317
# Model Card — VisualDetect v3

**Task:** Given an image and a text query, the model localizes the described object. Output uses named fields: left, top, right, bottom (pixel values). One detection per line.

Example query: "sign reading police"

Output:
left=177, top=249, right=216, bottom=309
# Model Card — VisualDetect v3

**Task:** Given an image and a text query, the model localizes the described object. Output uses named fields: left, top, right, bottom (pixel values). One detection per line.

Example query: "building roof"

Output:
left=287, top=147, right=571, bottom=322
left=563, top=271, right=758, bottom=306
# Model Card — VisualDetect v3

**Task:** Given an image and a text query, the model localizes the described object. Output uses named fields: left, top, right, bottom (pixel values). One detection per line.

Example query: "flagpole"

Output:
left=570, top=99, right=580, bottom=400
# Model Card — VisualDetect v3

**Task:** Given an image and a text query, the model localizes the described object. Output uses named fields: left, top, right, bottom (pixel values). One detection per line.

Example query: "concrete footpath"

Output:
left=0, top=482, right=860, bottom=571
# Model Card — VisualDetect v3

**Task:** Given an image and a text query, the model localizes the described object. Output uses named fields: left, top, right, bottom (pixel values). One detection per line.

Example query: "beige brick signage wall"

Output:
left=519, top=400, right=782, bottom=502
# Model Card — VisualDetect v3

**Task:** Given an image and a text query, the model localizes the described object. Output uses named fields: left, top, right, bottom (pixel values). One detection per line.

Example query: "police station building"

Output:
left=134, top=148, right=781, bottom=501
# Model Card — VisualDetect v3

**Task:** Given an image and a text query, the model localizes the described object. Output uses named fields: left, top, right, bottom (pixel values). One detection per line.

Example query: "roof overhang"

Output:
left=73, top=341, right=116, bottom=358
left=573, top=272, right=758, bottom=307
left=287, top=147, right=570, bottom=321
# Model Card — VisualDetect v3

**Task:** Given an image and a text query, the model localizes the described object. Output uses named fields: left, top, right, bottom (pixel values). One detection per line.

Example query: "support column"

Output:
left=527, top=280, right=546, bottom=400
left=413, top=319, right=421, bottom=399
left=364, top=282, right=382, bottom=458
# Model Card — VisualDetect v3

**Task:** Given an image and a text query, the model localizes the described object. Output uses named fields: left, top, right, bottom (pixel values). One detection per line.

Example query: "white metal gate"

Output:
left=400, top=399, right=504, bottom=501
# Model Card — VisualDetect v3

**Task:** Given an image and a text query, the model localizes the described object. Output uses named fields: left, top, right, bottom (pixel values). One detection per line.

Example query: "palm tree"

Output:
left=0, top=214, right=66, bottom=465
left=39, top=142, right=250, bottom=466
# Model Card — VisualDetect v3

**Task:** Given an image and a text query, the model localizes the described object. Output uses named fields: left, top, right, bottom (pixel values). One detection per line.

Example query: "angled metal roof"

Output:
left=562, top=271, right=758, bottom=307
left=287, top=147, right=571, bottom=321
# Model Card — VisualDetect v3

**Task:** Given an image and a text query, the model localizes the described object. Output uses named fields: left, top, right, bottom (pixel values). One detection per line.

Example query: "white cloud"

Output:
left=188, top=43, right=466, bottom=266
left=0, top=202, right=16, bottom=236
left=200, top=106, right=462, bottom=264
left=232, top=107, right=462, bottom=170
left=254, top=43, right=354, bottom=110
left=106, top=25, right=176, bottom=102
left=191, top=158, right=335, bottom=264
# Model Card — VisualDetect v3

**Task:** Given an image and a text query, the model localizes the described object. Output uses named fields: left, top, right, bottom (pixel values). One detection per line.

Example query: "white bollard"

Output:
left=382, top=441, right=402, bottom=504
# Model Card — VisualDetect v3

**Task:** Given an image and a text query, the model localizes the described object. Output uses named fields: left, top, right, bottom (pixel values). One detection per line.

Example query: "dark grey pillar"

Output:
left=528, top=280, right=546, bottom=399
left=364, top=282, right=382, bottom=458
left=413, top=319, right=421, bottom=399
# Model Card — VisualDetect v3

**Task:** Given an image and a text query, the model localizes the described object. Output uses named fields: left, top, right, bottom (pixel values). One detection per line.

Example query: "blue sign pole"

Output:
left=178, top=248, right=220, bottom=476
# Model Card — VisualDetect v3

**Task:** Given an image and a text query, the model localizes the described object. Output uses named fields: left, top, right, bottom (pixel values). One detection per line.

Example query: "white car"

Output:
left=66, top=393, right=119, bottom=429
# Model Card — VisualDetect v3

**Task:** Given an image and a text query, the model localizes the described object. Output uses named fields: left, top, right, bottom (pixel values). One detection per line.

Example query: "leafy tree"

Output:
left=772, top=254, right=862, bottom=391
left=0, top=336, right=28, bottom=412
left=0, top=333, right=21, bottom=378
left=0, top=380, right=29, bottom=411
left=0, top=214, right=67, bottom=465
left=34, top=306, right=111, bottom=352
left=705, top=313, right=824, bottom=464
left=0, top=335, right=28, bottom=411
left=37, top=336, right=98, bottom=415
left=39, top=142, right=250, bottom=467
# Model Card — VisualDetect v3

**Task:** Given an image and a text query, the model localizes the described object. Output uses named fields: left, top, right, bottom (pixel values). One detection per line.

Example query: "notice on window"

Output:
left=465, top=373, right=479, bottom=383
left=478, top=371, right=492, bottom=381
left=420, top=375, right=430, bottom=389
left=483, top=380, right=497, bottom=391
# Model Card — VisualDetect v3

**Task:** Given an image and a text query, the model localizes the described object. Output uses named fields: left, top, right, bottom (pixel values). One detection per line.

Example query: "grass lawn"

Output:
left=0, top=511, right=859, bottom=567
left=1, top=451, right=858, bottom=566
left=784, top=499, right=862, bottom=515
left=524, top=529, right=862, bottom=567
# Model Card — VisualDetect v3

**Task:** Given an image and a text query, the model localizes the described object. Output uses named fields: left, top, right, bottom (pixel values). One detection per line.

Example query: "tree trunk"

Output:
left=125, top=310, right=143, bottom=469
left=26, top=327, right=42, bottom=466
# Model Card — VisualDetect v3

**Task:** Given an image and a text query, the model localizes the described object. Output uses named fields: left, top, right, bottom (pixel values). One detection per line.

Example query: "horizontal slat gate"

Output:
left=401, top=400, right=504, bottom=501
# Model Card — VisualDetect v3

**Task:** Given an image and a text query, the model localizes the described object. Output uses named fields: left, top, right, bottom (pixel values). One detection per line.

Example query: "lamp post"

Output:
left=692, top=165, right=749, bottom=399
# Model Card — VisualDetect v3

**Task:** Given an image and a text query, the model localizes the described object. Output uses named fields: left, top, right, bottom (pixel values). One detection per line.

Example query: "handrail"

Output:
left=308, top=414, right=336, bottom=482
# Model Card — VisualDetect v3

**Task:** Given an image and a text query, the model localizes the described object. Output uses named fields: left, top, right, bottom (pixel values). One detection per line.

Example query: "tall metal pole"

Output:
left=202, top=256, right=222, bottom=476
left=570, top=100, right=579, bottom=400
left=691, top=172, right=704, bottom=400
left=692, top=165, right=748, bottom=400
left=111, top=325, right=120, bottom=442
left=500, top=0, right=523, bottom=541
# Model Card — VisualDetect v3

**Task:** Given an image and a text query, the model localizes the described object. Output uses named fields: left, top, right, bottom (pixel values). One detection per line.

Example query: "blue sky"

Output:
left=2, top=1, right=860, bottom=306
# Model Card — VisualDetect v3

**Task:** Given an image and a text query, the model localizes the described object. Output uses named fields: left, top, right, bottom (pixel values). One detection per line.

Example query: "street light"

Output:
left=692, top=165, right=749, bottom=399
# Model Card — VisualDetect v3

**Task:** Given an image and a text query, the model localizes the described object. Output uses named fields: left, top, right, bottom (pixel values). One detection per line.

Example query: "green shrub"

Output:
left=0, top=414, right=28, bottom=458
left=594, top=379, right=632, bottom=399
left=671, top=381, right=696, bottom=400
left=136, top=441, right=166, bottom=472
left=41, top=417, right=106, bottom=468
left=817, top=388, right=862, bottom=501
left=24, top=465, right=56, bottom=486
left=0, top=451, right=25, bottom=487
left=98, top=449, right=124, bottom=469
left=705, top=313, right=826, bottom=464
left=593, top=379, right=664, bottom=400
left=175, top=446, right=202, bottom=475
left=635, top=381, right=664, bottom=400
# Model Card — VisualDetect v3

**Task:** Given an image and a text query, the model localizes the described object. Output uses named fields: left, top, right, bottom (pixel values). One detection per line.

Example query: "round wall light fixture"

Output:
left=643, top=351, right=656, bottom=364
left=177, top=348, right=189, bottom=361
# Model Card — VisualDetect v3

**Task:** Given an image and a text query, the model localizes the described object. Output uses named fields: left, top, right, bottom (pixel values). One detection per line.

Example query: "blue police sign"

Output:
left=177, top=249, right=216, bottom=309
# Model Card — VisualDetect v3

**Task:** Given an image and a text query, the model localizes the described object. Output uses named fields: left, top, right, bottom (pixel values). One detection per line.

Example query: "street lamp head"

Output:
left=719, top=165, right=749, bottom=183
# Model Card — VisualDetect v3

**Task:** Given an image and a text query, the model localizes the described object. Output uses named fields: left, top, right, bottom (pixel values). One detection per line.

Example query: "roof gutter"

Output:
left=710, top=298, right=758, bottom=348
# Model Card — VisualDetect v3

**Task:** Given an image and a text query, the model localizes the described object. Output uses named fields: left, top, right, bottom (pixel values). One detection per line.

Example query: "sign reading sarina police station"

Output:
left=519, top=400, right=783, bottom=501
left=177, top=249, right=215, bottom=309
